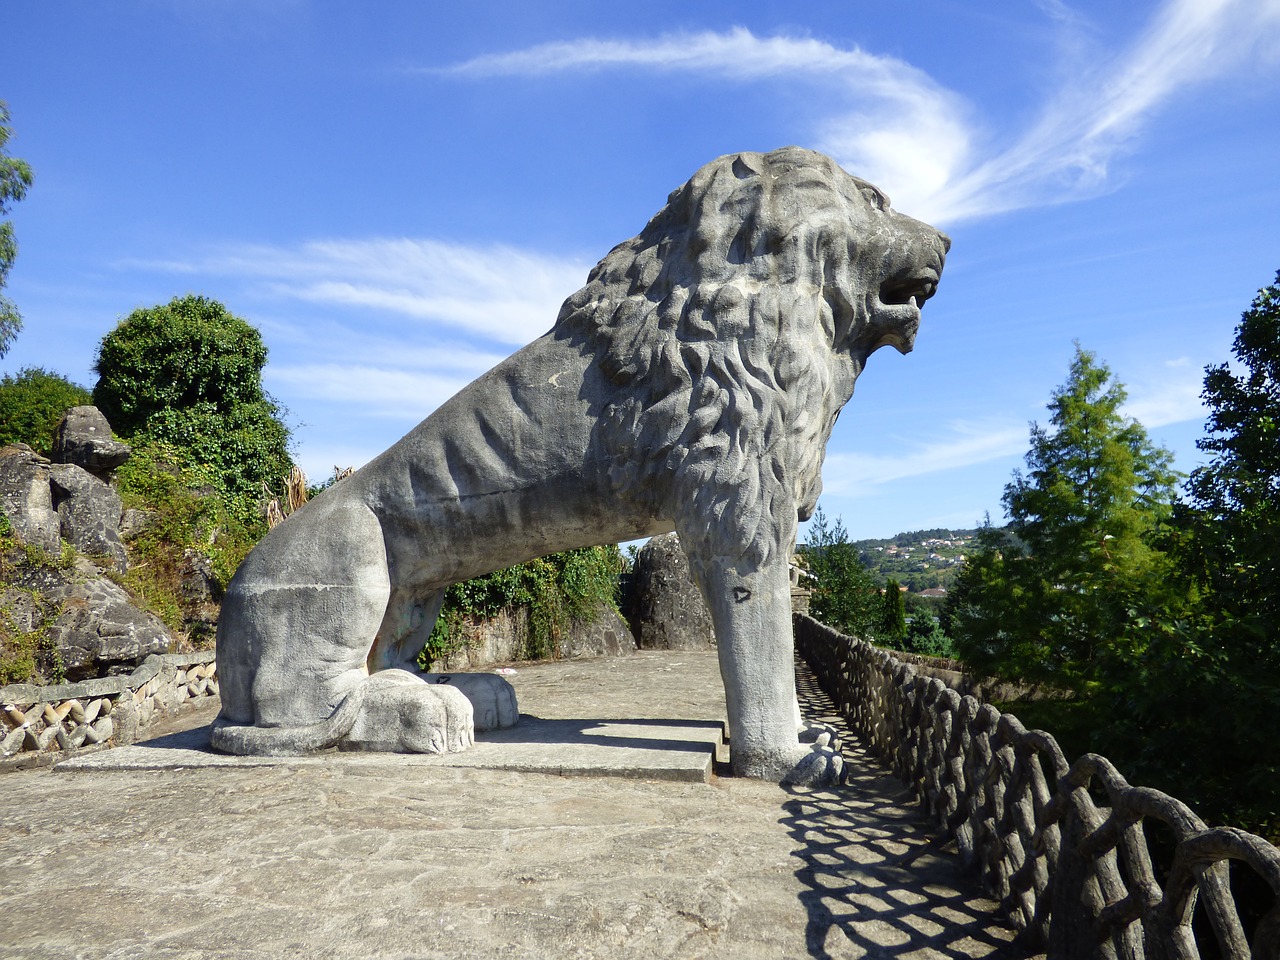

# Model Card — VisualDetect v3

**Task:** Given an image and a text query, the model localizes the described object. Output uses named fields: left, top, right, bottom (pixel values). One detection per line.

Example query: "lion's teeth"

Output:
left=909, top=295, right=918, bottom=309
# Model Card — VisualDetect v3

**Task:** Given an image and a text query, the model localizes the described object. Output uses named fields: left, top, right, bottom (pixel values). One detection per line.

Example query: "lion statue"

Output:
left=211, top=146, right=949, bottom=785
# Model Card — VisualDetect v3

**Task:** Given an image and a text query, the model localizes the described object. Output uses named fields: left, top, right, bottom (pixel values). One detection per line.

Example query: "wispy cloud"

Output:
left=435, top=28, right=974, bottom=221
left=131, top=238, right=590, bottom=346
left=1122, top=360, right=1206, bottom=427
left=820, top=420, right=1029, bottom=495
left=433, top=1, right=1280, bottom=224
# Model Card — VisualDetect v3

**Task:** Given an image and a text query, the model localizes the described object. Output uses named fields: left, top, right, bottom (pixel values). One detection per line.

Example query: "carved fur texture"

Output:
left=211, top=147, right=948, bottom=783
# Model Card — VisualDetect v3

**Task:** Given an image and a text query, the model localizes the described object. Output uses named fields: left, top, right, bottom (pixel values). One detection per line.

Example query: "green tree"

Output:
left=801, top=506, right=880, bottom=638
left=0, top=367, right=92, bottom=454
left=880, top=579, right=907, bottom=644
left=0, top=101, right=36, bottom=357
left=1149, top=270, right=1280, bottom=833
left=92, top=295, right=291, bottom=510
left=949, top=345, right=1181, bottom=689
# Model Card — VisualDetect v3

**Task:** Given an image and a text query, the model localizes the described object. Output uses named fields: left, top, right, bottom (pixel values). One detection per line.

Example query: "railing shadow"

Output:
left=786, top=659, right=1039, bottom=958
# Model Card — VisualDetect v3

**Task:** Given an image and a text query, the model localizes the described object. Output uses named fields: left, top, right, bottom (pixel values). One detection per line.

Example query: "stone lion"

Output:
left=212, top=146, right=949, bottom=784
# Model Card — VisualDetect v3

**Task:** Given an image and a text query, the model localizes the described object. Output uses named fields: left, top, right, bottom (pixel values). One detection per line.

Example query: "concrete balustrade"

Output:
left=795, top=614, right=1280, bottom=960
left=0, top=650, right=217, bottom=766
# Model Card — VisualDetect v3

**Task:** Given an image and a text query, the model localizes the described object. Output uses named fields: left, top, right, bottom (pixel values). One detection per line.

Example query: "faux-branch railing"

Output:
left=794, top=614, right=1280, bottom=960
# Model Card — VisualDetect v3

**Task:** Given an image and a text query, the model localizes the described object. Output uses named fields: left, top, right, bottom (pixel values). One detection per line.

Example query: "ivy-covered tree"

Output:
left=92, top=295, right=292, bottom=510
left=0, top=367, right=91, bottom=454
left=801, top=506, right=880, bottom=638
left=949, top=345, right=1181, bottom=689
left=0, top=101, right=35, bottom=358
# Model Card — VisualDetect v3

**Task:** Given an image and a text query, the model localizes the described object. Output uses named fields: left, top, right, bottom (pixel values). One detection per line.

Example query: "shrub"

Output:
left=92, top=295, right=292, bottom=514
left=419, top=545, right=625, bottom=668
left=0, top=367, right=92, bottom=454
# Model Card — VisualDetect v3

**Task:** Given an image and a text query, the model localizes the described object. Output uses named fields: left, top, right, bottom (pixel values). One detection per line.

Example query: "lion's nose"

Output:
left=939, top=233, right=952, bottom=254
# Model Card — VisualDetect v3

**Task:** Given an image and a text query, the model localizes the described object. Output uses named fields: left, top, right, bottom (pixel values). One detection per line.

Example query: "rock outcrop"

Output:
left=52, top=406, right=132, bottom=480
left=629, top=533, right=715, bottom=651
left=1, top=407, right=175, bottom=682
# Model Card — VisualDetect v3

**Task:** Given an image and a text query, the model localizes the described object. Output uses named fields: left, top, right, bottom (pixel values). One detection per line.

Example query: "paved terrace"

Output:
left=0, top=651, right=1030, bottom=959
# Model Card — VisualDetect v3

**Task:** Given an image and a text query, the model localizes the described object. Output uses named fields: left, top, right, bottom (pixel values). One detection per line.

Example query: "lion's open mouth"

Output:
left=879, top=271, right=939, bottom=311
left=868, top=254, right=945, bottom=355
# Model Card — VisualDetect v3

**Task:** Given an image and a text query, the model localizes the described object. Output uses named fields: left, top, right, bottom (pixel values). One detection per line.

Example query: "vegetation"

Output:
left=92, top=295, right=292, bottom=514
left=419, top=545, right=625, bottom=668
left=854, top=528, right=978, bottom=592
left=0, top=367, right=93, bottom=453
left=0, top=514, right=69, bottom=685
left=0, top=101, right=34, bottom=358
left=800, top=506, right=881, bottom=640
left=1136, top=270, right=1280, bottom=835
left=946, top=345, right=1182, bottom=691
left=112, top=442, right=263, bottom=641
left=935, top=299, right=1280, bottom=839
left=879, top=579, right=907, bottom=643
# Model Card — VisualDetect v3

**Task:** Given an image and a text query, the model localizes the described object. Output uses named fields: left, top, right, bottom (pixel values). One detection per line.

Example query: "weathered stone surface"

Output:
left=49, top=462, right=127, bottom=571
left=0, top=586, right=43, bottom=632
left=631, top=532, right=715, bottom=651
left=560, top=607, right=637, bottom=659
left=0, top=444, right=61, bottom=555
left=118, top=507, right=154, bottom=540
left=213, top=147, right=949, bottom=784
left=51, top=405, right=131, bottom=477
left=45, top=575, right=172, bottom=681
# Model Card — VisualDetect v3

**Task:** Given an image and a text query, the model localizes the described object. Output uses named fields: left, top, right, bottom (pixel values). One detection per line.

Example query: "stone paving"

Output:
left=0, top=651, right=1032, bottom=959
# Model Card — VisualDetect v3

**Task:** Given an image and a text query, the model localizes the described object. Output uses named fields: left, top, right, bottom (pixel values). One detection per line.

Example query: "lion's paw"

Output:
left=421, top=672, right=519, bottom=732
left=782, top=743, right=846, bottom=788
left=342, top=670, right=475, bottom=754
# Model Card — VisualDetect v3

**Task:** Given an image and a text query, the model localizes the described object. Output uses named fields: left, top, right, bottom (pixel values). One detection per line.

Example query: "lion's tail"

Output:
left=209, top=682, right=367, bottom=756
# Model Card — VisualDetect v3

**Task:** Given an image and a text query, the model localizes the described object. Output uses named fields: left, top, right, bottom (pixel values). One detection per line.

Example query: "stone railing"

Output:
left=1, top=651, right=218, bottom=765
left=795, top=614, right=1280, bottom=960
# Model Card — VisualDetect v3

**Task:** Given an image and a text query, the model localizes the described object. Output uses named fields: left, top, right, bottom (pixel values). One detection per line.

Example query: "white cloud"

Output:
left=820, top=420, right=1028, bottom=495
left=139, top=238, right=590, bottom=346
left=434, top=2, right=1280, bottom=224
left=268, top=363, right=476, bottom=416
left=1122, top=369, right=1206, bottom=427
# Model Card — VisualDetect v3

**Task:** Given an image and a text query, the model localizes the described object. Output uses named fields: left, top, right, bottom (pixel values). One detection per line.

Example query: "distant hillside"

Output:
left=853, top=528, right=983, bottom=593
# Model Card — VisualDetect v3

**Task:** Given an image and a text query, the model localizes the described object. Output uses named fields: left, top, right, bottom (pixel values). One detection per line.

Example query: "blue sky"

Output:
left=4, top=1, right=1279, bottom=541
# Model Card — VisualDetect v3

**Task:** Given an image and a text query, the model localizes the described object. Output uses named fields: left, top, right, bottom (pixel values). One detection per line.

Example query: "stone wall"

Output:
left=795, top=614, right=1280, bottom=960
left=1, top=650, right=217, bottom=767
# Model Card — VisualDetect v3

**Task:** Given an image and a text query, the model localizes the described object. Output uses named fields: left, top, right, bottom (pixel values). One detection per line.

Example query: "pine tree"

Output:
left=950, top=345, right=1181, bottom=688
left=880, top=579, right=907, bottom=644
left=802, top=506, right=880, bottom=638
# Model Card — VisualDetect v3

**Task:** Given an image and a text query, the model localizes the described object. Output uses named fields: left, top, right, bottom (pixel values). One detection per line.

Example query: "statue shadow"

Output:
left=479, top=714, right=726, bottom=756
left=785, top=665, right=1037, bottom=959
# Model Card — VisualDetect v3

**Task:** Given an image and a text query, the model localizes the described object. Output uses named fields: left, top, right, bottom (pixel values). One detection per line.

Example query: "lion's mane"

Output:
left=555, top=147, right=904, bottom=572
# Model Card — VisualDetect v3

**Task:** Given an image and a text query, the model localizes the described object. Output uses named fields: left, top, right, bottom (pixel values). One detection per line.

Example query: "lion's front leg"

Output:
left=695, top=554, right=844, bottom=786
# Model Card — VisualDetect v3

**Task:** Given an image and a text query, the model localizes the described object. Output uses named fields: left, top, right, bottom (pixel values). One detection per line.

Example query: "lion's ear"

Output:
left=732, top=154, right=763, bottom=180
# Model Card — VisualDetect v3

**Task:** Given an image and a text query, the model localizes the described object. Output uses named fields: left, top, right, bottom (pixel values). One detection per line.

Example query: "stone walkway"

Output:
left=0, top=651, right=1031, bottom=959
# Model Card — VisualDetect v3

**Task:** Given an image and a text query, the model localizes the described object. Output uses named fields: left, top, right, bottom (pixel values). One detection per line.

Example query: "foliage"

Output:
left=801, top=506, right=881, bottom=639
left=854, top=528, right=979, bottom=593
left=112, top=440, right=263, bottom=639
left=879, top=579, right=907, bottom=643
left=904, top=613, right=956, bottom=659
left=92, top=295, right=292, bottom=514
left=0, top=367, right=93, bottom=454
left=948, top=346, right=1182, bottom=690
left=1135, top=270, right=1280, bottom=835
left=419, top=545, right=625, bottom=669
left=0, top=101, right=35, bottom=358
